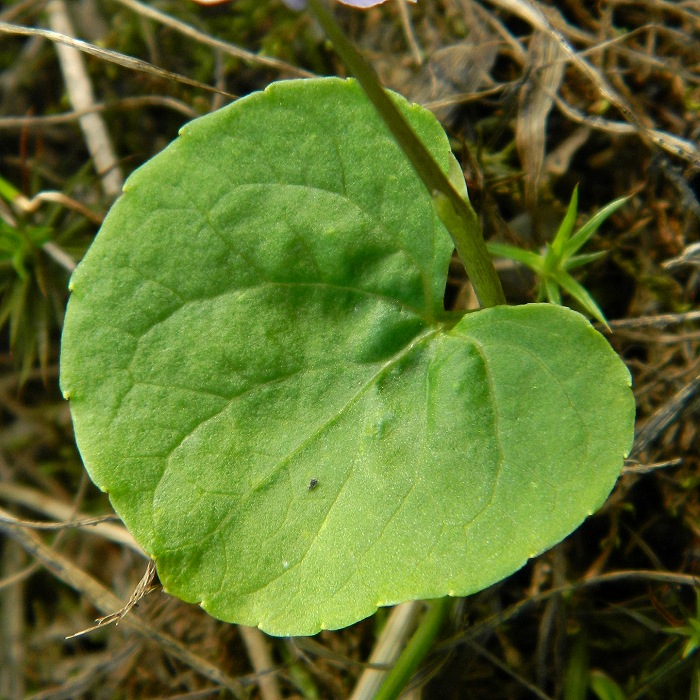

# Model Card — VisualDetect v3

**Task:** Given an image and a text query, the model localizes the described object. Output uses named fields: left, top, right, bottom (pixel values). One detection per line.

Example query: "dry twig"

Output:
left=45, top=0, right=123, bottom=198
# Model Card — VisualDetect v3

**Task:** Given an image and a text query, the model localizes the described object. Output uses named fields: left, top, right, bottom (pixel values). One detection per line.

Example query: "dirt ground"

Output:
left=0, top=0, right=699, bottom=698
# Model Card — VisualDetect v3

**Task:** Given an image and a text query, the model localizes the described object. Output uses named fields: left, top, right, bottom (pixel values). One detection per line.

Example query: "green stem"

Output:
left=306, top=0, right=506, bottom=309
left=374, top=597, right=452, bottom=700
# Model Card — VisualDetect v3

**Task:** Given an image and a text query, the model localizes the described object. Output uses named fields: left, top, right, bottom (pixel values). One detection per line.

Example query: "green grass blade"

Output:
left=0, top=174, right=21, bottom=204
left=544, top=276, right=562, bottom=305
left=487, top=241, right=545, bottom=273
left=375, top=598, right=451, bottom=700
left=589, top=670, right=627, bottom=700
left=554, top=270, right=609, bottom=329
left=564, top=251, right=608, bottom=271
left=551, top=185, right=579, bottom=258
left=563, top=196, right=630, bottom=261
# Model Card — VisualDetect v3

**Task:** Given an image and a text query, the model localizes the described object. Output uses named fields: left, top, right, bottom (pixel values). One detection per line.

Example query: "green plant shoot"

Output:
left=487, top=186, right=629, bottom=328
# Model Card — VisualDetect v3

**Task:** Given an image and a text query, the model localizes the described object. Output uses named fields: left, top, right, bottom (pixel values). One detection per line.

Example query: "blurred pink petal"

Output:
left=337, top=0, right=390, bottom=6
left=338, top=0, right=417, bottom=5
left=283, top=0, right=416, bottom=9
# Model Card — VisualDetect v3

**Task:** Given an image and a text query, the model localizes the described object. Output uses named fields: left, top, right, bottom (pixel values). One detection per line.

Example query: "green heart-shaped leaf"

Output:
left=61, top=78, right=634, bottom=636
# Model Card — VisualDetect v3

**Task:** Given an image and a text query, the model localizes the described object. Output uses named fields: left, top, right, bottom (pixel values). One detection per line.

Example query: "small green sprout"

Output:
left=664, top=589, right=700, bottom=660
left=0, top=220, right=53, bottom=279
left=487, top=186, right=629, bottom=329
left=588, top=670, right=627, bottom=700
left=0, top=173, right=86, bottom=383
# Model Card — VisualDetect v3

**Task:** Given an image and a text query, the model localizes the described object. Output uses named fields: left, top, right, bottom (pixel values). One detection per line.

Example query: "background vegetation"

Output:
left=0, top=0, right=698, bottom=697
